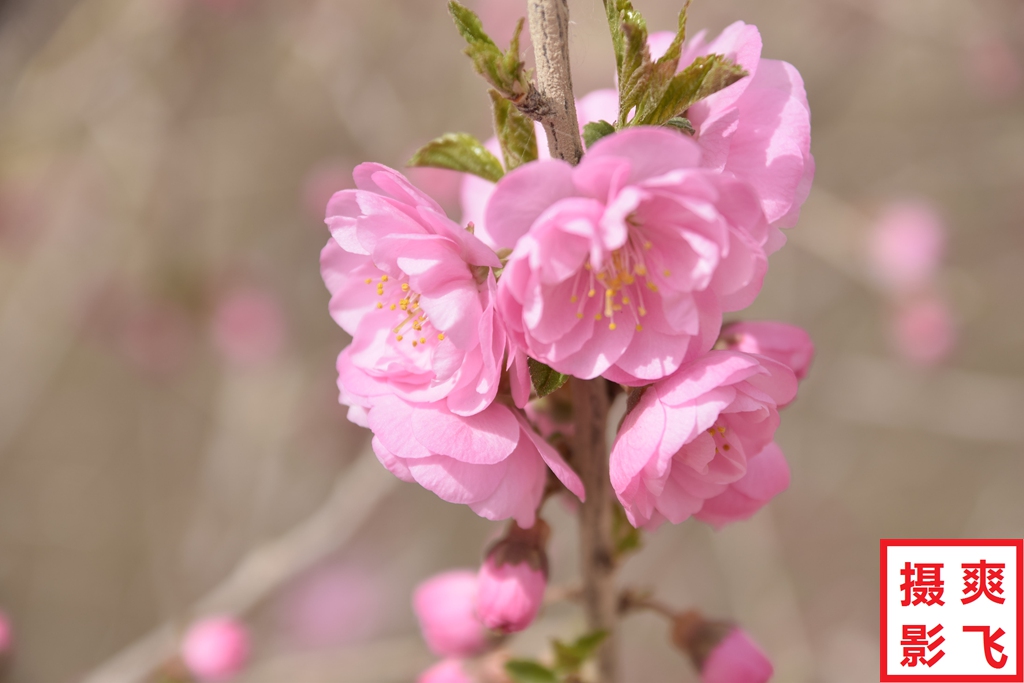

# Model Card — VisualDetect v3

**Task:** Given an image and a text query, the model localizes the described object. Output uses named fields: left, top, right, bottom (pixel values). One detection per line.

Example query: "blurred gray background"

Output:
left=0, top=0, right=1021, bottom=681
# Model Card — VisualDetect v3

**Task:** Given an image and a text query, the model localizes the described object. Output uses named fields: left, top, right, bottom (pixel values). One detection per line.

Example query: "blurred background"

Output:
left=0, top=0, right=1021, bottom=680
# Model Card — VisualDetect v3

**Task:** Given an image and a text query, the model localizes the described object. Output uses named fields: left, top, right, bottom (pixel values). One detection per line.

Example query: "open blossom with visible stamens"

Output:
left=321, top=162, right=521, bottom=421
left=610, top=351, right=797, bottom=529
left=491, top=127, right=770, bottom=384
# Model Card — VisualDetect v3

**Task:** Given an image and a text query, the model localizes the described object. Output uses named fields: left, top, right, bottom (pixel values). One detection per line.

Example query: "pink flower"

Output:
left=0, top=610, right=11, bottom=654
left=413, top=570, right=489, bottom=658
left=721, top=320, right=814, bottom=380
left=610, top=351, right=797, bottom=529
left=868, top=201, right=946, bottom=293
left=477, top=556, right=546, bottom=634
left=181, top=617, right=250, bottom=682
left=418, top=659, right=475, bottom=683
left=694, top=442, right=790, bottom=529
left=212, top=287, right=286, bottom=367
left=701, top=628, right=774, bottom=683
left=891, top=295, right=956, bottom=367
left=493, top=127, right=771, bottom=384
left=321, top=162, right=510, bottom=419
left=364, top=395, right=583, bottom=528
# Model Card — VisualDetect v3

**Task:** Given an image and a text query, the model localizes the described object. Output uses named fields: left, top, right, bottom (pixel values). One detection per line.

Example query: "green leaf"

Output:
left=505, top=660, right=559, bottom=683
left=634, top=54, right=747, bottom=127
left=664, top=116, right=695, bottom=135
left=632, top=4, right=690, bottom=124
left=553, top=630, right=609, bottom=674
left=448, top=1, right=530, bottom=102
left=408, top=133, right=504, bottom=183
left=582, top=120, right=616, bottom=148
left=490, top=90, right=537, bottom=171
left=528, top=358, right=569, bottom=398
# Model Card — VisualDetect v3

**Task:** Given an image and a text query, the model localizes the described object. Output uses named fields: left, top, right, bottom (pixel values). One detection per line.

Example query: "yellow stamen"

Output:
left=609, top=322, right=617, bottom=330
left=588, top=289, right=596, bottom=297
left=376, top=302, right=383, bottom=309
left=396, top=335, right=403, bottom=341
left=663, top=269, right=672, bottom=277
left=390, top=304, right=396, bottom=310
left=638, top=307, right=647, bottom=317
left=437, top=333, right=445, bottom=341
left=401, top=283, right=410, bottom=292
left=380, top=275, right=389, bottom=282
left=647, top=282, right=658, bottom=292
left=576, top=312, right=583, bottom=319
left=723, top=444, right=731, bottom=451
left=635, top=324, right=643, bottom=331
left=595, top=313, right=603, bottom=321
left=622, top=296, right=631, bottom=305
left=570, top=295, right=578, bottom=303
left=365, top=278, right=372, bottom=284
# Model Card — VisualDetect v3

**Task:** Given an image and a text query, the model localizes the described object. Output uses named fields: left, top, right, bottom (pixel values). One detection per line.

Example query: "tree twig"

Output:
left=570, top=376, right=618, bottom=682
left=526, top=0, right=583, bottom=164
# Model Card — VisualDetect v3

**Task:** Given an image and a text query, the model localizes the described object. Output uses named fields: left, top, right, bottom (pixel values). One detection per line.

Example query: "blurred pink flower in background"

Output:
left=694, top=442, right=790, bottom=529
left=279, top=564, right=382, bottom=648
left=181, top=617, right=250, bottom=682
left=868, top=201, right=947, bottom=293
left=891, top=296, right=957, bottom=367
left=965, top=31, right=1022, bottom=100
left=476, top=556, right=546, bottom=634
left=0, top=610, right=11, bottom=654
left=418, top=658, right=475, bottom=683
left=413, top=570, right=489, bottom=659
left=721, top=321, right=815, bottom=380
left=700, top=628, right=774, bottom=683
left=211, top=286, right=286, bottom=367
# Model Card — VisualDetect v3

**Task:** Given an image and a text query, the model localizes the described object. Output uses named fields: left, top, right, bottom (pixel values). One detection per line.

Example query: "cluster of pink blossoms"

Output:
left=321, top=18, right=813, bottom=682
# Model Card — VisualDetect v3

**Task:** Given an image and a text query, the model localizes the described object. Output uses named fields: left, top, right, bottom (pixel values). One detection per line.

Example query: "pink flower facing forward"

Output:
left=418, top=659, right=475, bottom=683
left=610, top=350, right=798, bottom=530
left=721, top=320, right=814, bottom=380
left=493, top=127, right=772, bottom=385
left=181, top=617, right=250, bottom=682
left=673, top=613, right=773, bottom=683
left=413, top=570, right=489, bottom=659
left=868, top=201, right=947, bottom=294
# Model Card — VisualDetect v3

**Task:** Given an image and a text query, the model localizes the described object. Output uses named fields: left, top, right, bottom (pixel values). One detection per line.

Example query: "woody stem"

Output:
left=526, top=0, right=584, bottom=164
left=570, top=377, right=619, bottom=683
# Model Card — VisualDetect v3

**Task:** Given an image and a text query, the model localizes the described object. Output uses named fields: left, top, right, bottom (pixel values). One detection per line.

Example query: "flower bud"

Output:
left=418, top=659, right=475, bottom=683
left=181, top=616, right=250, bottom=682
left=413, top=570, right=489, bottom=658
left=672, top=611, right=773, bottom=683
left=476, top=520, right=549, bottom=634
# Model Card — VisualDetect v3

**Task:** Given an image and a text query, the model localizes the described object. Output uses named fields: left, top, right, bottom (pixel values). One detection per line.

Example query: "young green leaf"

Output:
left=528, top=358, right=569, bottom=398
left=632, top=4, right=690, bottom=124
left=490, top=90, right=537, bottom=171
left=448, top=1, right=530, bottom=103
left=633, top=54, right=747, bottom=127
left=505, top=660, right=559, bottom=683
left=582, top=120, right=616, bottom=148
left=553, top=630, right=610, bottom=674
left=408, top=133, right=504, bottom=183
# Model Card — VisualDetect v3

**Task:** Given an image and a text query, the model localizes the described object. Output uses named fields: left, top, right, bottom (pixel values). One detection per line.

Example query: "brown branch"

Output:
left=526, top=0, right=584, bottom=165
left=570, top=376, right=619, bottom=682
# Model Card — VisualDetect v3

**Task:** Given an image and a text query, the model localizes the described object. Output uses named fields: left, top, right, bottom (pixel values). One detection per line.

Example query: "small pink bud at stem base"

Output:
left=476, top=520, right=550, bottom=634
left=672, top=611, right=773, bottom=683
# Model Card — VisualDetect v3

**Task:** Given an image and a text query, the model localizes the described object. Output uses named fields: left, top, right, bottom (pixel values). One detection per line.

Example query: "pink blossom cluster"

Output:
left=320, top=21, right=813, bottom=533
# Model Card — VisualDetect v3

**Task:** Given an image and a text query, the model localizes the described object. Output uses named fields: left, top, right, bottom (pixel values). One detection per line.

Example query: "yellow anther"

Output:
left=390, top=304, right=396, bottom=310
left=437, top=333, right=445, bottom=341
left=571, top=295, right=578, bottom=303
left=635, top=324, right=643, bottom=331
left=634, top=264, right=647, bottom=276
left=647, top=282, right=659, bottom=292
left=638, top=307, right=647, bottom=317
left=376, top=284, right=384, bottom=294
left=396, top=335, right=404, bottom=341
left=584, top=262, right=591, bottom=270
left=365, top=278, right=372, bottom=284
left=588, top=289, right=596, bottom=297
left=595, top=313, right=603, bottom=321
left=576, top=312, right=583, bottom=319
left=622, top=274, right=635, bottom=285
left=622, top=296, right=631, bottom=305
left=723, top=444, right=731, bottom=451
left=376, top=302, right=383, bottom=309
left=412, top=341, right=418, bottom=347
left=609, top=322, right=617, bottom=330
left=380, top=275, right=389, bottom=282
left=596, top=272, right=606, bottom=280
left=643, top=241, right=652, bottom=250
left=663, top=269, right=672, bottom=277
left=401, top=283, right=410, bottom=292
left=420, top=337, right=426, bottom=344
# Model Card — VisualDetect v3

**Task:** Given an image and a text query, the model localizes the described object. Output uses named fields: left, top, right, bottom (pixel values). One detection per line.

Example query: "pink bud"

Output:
left=0, top=610, right=12, bottom=654
left=476, top=556, right=546, bottom=634
left=868, top=201, right=946, bottom=293
left=413, top=571, right=489, bottom=658
left=181, top=617, right=250, bottom=682
left=417, top=659, right=475, bottom=683
left=721, top=321, right=814, bottom=380
left=701, top=629, right=774, bottom=683
left=211, top=287, right=286, bottom=367
left=891, top=295, right=956, bottom=367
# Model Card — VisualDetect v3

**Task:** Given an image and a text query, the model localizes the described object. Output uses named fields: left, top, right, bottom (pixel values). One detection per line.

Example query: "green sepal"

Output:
left=408, top=133, right=504, bottom=183
left=634, top=54, right=748, bottom=127
left=528, top=358, right=569, bottom=398
left=490, top=90, right=537, bottom=171
left=505, top=659, right=559, bottom=683
left=448, top=2, right=530, bottom=103
left=582, top=120, right=617, bottom=148
left=553, top=630, right=609, bottom=674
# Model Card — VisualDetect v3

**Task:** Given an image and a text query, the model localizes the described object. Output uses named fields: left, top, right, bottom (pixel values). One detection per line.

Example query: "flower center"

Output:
left=707, top=422, right=733, bottom=454
left=366, top=274, right=444, bottom=349
left=569, top=228, right=667, bottom=332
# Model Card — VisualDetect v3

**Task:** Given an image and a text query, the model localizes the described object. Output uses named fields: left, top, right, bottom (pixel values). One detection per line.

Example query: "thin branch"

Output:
left=526, top=0, right=583, bottom=164
left=570, top=376, right=619, bottom=683
left=81, top=452, right=399, bottom=683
